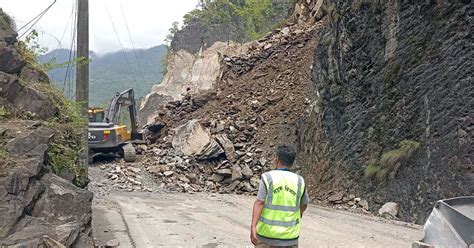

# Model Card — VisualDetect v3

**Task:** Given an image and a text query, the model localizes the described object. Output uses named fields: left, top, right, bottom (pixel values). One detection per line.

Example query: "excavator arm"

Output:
left=103, top=88, right=141, bottom=139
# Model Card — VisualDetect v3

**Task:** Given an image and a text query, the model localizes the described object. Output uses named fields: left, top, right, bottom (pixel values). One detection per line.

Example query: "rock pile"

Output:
left=223, top=23, right=320, bottom=76
left=138, top=23, right=322, bottom=195
left=325, top=191, right=371, bottom=212
left=103, top=162, right=153, bottom=192
left=141, top=119, right=263, bottom=194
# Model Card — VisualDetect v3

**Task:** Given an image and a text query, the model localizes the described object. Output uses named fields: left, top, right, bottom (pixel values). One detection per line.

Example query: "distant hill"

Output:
left=39, top=45, right=168, bottom=106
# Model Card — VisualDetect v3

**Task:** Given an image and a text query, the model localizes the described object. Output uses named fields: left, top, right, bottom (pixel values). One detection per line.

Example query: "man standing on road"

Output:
left=250, top=144, right=309, bottom=248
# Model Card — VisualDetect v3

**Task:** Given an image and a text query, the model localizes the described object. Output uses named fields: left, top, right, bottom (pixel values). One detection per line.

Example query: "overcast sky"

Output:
left=0, top=0, right=198, bottom=54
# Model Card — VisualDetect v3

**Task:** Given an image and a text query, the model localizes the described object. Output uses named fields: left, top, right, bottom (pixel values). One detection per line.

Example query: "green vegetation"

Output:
left=16, top=34, right=89, bottom=187
left=165, top=21, right=179, bottom=45
left=364, top=163, right=381, bottom=178
left=161, top=46, right=170, bottom=77
left=365, top=140, right=421, bottom=182
left=380, top=140, right=421, bottom=169
left=181, top=0, right=296, bottom=42
left=0, top=106, right=8, bottom=118
left=17, top=31, right=46, bottom=68
left=38, top=45, right=167, bottom=106
left=31, top=82, right=89, bottom=187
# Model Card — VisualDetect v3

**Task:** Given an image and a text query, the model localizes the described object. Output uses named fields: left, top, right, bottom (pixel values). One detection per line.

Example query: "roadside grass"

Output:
left=34, top=82, right=88, bottom=187
left=365, top=140, right=421, bottom=182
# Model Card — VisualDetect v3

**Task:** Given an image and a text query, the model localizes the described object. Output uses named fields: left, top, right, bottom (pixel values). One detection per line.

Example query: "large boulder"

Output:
left=5, top=125, right=53, bottom=157
left=0, top=72, right=58, bottom=119
left=0, top=43, right=26, bottom=73
left=172, top=119, right=212, bottom=156
left=139, top=42, right=248, bottom=125
left=378, top=202, right=400, bottom=219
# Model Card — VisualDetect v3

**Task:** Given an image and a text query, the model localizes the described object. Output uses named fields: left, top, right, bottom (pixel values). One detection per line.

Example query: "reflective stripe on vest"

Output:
left=263, top=172, right=303, bottom=212
left=256, top=170, right=305, bottom=240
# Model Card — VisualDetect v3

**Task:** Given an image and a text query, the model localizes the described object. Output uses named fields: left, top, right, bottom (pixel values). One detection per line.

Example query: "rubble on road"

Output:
left=141, top=129, right=262, bottom=195
left=99, top=161, right=154, bottom=193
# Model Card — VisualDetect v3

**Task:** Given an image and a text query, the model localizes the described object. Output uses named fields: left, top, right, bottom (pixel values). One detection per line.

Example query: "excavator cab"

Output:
left=88, top=107, right=104, bottom=122
left=88, top=89, right=143, bottom=162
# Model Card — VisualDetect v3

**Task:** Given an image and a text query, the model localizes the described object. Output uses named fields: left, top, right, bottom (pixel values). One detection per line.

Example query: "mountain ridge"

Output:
left=39, top=45, right=168, bottom=106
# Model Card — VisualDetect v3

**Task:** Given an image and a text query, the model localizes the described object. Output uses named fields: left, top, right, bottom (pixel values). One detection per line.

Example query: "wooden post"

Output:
left=76, top=0, right=89, bottom=109
left=76, top=0, right=89, bottom=165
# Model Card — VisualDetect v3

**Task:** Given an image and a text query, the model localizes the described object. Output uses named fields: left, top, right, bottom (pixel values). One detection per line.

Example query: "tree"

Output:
left=164, top=21, right=180, bottom=45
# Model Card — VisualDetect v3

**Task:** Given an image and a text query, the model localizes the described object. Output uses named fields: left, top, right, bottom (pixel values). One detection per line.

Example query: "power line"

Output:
left=103, top=0, right=138, bottom=86
left=52, top=0, right=77, bottom=59
left=63, top=0, right=78, bottom=99
left=18, top=0, right=57, bottom=39
left=119, top=0, right=146, bottom=84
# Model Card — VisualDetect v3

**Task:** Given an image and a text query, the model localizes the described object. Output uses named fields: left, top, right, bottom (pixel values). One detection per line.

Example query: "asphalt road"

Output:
left=92, top=191, right=422, bottom=248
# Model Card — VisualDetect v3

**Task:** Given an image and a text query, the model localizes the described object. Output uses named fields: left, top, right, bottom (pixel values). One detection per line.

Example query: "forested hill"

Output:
left=170, top=0, right=297, bottom=53
left=39, top=45, right=167, bottom=106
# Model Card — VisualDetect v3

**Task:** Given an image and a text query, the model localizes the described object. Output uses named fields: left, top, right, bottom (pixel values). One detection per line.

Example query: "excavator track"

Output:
left=121, top=143, right=137, bottom=162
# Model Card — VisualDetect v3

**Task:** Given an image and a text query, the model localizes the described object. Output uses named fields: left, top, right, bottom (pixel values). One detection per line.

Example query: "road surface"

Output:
left=92, top=191, right=422, bottom=247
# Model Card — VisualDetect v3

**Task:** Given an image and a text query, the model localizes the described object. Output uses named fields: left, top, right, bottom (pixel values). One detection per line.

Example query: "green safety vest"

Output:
left=256, top=170, right=305, bottom=240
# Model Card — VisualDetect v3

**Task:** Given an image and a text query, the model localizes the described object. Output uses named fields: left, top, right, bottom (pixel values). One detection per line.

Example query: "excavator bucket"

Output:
left=413, top=196, right=474, bottom=248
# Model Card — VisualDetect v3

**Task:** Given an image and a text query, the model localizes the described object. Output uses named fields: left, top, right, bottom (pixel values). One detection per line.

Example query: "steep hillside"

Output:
left=39, top=45, right=167, bottom=106
left=298, top=0, right=473, bottom=223
left=0, top=9, right=92, bottom=247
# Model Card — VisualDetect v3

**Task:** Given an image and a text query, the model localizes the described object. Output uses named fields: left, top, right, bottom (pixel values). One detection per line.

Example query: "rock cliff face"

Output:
left=140, top=41, right=248, bottom=126
left=299, top=0, right=473, bottom=223
left=0, top=9, right=92, bottom=247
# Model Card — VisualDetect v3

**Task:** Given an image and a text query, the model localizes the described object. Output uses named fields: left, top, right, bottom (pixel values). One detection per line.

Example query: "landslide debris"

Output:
left=137, top=23, right=323, bottom=196
left=140, top=41, right=248, bottom=125
left=0, top=9, right=92, bottom=247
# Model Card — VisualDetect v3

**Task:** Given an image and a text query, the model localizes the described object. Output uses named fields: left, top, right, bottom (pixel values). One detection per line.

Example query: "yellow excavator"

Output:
left=88, top=88, right=143, bottom=163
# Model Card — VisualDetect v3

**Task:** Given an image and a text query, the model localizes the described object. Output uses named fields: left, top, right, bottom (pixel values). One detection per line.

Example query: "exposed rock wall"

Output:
left=299, top=1, right=473, bottom=223
left=140, top=41, right=248, bottom=126
left=0, top=9, right=93, bottom=247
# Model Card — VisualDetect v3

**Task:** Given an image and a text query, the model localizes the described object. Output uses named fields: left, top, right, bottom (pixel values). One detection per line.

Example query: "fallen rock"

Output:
left=198, top=139, right=225, bottom=160
left=378, top=202, right=400, bottom=219
left=358, top=199, right=369, bottom=211
left=328, top=192, right=344, bottom=202
left=163, top=171, right=174, bottom=177
left=215, top=134, right=235, bottom=161
left=241, top=164, right=253, bottom=178
left=216, top=168, right=232, bottom=176
left=172, top=119, right=211, bottom=156
left=210, top=173, right=224, bottom=182
left=232, top=164, right=243, bottom=181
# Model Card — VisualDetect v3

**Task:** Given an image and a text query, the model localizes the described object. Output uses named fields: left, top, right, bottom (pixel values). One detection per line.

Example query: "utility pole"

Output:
left=76, top=0, right=89, bottom=165
left=76, top=0, right=89, bottom=110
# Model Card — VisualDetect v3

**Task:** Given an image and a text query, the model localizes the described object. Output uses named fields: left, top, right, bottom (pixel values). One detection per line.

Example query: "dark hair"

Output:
left=276, top=144, right=296, bottom=167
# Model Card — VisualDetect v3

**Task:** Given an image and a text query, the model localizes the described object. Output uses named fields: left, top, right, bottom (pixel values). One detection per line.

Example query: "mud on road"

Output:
left=89, top=165, right=422, bottom=248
